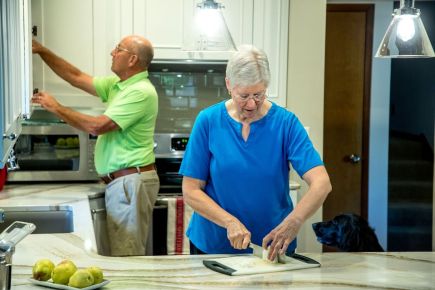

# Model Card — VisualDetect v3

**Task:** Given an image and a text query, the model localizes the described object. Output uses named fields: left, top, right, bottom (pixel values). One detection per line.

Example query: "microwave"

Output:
left=7, top=119, right=99, bottom=182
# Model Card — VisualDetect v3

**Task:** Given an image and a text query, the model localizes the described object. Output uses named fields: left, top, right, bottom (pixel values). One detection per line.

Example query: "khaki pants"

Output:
left=105, top=170, right=159, bottom=256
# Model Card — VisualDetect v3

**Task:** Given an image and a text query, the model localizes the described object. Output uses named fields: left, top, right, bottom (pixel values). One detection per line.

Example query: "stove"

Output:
left=154, top=133, right=189, bottom=196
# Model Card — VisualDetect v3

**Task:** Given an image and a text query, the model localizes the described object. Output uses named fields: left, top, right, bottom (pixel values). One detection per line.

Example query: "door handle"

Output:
left=348, top=154, right=361, bottom=164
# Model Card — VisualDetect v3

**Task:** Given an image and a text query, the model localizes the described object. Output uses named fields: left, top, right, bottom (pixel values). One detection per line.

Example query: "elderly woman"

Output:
left=179, top=45, right=332, bottom=260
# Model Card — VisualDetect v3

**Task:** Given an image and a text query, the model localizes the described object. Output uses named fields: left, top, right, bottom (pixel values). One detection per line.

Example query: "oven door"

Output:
left=156, top=158, right=183, bottom=195
left=7, top=123, right=98, bottom=182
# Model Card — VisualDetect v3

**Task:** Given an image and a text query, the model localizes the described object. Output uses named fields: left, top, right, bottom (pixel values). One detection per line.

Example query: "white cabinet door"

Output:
left=1, top=0, right=32, bottom=167
left=37, top=0, right=94, bottom=97
left=33, top=0, right=105, bottom=108
left=252, top=0, right=289, bottom=107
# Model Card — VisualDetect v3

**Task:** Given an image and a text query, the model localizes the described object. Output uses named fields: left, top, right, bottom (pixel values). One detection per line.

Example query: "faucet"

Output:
left=0, top=244, right=13, bottom=290
left=6, top=150, right=19, bottom=172
left=0, top=221, right=36, bottom=290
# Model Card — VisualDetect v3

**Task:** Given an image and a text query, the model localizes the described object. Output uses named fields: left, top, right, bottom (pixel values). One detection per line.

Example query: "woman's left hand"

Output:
left=262, top=216, right=302, bottom=261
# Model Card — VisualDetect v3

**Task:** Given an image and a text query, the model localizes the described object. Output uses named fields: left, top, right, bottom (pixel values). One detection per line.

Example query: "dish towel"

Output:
left=166, top=197, right=193, bottom=255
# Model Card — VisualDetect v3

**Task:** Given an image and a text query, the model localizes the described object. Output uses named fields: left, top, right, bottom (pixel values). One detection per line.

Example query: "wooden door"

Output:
left=323, top=4, right=373, bottom=226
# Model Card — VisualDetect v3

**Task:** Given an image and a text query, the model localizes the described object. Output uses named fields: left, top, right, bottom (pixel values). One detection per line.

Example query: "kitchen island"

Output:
left=1, top=183, right=434, bottom=290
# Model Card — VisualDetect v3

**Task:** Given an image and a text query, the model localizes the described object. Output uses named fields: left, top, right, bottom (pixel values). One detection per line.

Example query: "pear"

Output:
left=51, top=260, right=77, bottom=285
left=32, top=259, right=55, bottom=281
left=66, top=137, right=75, bottom=148
left=86, top=266, right=104, bottom=284
left=56, top=138, right=66, bottom=146
left=68, top=269, right=94, bottom=288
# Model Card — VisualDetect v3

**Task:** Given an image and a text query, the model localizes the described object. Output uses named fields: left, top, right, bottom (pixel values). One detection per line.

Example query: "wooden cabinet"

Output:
left=0, top=0, right=32, bottom=168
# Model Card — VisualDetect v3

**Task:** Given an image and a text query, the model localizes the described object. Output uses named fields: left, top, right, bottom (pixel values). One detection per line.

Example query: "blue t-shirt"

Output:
left=179, top=101, right=323, bottom=254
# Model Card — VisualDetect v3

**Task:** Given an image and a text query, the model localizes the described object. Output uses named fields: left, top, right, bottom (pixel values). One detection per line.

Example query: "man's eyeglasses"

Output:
left=114, top=44, right=135, bottom=55
left=233, top=91, right=266, bottom=103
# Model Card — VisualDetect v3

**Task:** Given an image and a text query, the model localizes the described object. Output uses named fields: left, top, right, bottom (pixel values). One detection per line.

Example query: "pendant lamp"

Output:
left=375, top=0, right=434, bottom=58
left=183, top=0, right=236, bottom=52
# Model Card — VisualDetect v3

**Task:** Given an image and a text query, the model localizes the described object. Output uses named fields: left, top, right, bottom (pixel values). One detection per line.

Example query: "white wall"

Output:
left=367, top=0, right=392, bottom=251
left=287, top=0, right=326, bottom=253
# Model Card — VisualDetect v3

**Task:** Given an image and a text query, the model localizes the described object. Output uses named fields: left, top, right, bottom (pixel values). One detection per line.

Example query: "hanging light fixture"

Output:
left=183, top=0, right=236, bottom=52
left=375, top=0, right=434, bottom=58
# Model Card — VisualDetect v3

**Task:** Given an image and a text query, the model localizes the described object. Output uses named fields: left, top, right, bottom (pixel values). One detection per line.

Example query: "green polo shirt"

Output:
left=93, top=71, right=158, bottom=175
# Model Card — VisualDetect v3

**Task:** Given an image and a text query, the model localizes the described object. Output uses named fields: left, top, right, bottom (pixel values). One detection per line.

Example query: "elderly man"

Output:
left=32, top=35, right=159, bottom=256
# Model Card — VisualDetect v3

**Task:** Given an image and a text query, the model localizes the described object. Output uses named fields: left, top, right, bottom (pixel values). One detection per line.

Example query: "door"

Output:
left=323, top=5, right=373, bottom=227
left=0, top=0, right=32, bottom=167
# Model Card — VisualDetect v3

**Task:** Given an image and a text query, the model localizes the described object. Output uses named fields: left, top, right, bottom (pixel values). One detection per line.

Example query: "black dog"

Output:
left=312, top=213, right=384, bottom=252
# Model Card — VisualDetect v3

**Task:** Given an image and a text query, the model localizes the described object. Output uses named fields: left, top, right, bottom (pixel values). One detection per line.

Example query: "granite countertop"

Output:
left=1, top=183, right=434, bottom=290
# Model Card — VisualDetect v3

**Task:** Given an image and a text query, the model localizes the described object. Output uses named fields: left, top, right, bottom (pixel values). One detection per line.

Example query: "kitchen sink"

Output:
left=0, top=205, right=74, bottom=234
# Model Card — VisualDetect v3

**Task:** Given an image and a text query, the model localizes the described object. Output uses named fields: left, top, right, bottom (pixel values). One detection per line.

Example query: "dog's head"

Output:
left=312, top=213, right=383, bottom=252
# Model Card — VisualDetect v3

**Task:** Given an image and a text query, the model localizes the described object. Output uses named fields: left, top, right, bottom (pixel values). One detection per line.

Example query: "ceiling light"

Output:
left=375, top=0, right=434, bottom=58
left=183, top=0, right=236, bottom=52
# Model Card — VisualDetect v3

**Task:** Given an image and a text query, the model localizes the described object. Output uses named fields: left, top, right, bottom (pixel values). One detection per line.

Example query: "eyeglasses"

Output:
left=114, top=44, right=135, bottom=55
left=233, top=91, right=267, bottom=103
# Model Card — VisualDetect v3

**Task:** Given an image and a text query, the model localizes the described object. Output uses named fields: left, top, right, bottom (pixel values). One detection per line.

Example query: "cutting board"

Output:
left=203, top=253, right=320, bottom=276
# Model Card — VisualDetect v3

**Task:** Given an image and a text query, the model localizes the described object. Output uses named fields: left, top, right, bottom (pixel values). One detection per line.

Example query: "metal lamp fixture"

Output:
left=183, top=0, right=236, bottom=52
left=375, top=0, right=435, bottom=58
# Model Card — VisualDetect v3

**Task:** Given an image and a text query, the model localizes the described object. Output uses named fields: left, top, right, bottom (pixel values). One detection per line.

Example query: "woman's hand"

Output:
left=226, top=219, right=251, bottom=250
left=262, top=215, right=302, bottom=260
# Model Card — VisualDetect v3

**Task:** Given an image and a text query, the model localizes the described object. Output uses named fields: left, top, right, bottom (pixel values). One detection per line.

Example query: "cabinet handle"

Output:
left=32, top=25, right=38, bottom=36
left=3, top=133, right=17, bottom=141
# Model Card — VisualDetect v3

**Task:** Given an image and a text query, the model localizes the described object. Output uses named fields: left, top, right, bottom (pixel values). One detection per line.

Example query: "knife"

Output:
left=248, top=243, right=284, bottom=263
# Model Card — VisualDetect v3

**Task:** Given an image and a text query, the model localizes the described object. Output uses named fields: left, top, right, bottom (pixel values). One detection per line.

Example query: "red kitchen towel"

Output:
left=0, top=167, right=7, bottom=191
left=166, top=197, right=193, bottom=255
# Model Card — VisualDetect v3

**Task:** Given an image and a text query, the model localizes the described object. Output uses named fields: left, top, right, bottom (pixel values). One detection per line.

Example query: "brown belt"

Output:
left=101, top=163, right=156, bottom=184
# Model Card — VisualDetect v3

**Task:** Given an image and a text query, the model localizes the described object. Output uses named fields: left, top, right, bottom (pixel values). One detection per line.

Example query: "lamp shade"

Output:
left=375, top=1, right=435, bottom=58
left=183, top=0, right=236, bottom=51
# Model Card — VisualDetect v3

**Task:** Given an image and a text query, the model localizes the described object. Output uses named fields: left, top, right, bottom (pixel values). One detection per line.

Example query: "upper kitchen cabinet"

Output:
left=132, top=0, right=254, bottom=60
left=31, top=0, right=102, bottom=108
left=35, top=0, right=288, bottom=107
left=142, top=0, right=288, bottom=106
left=93, top=0, right=289, bottom=106
left=0, top=0, right=32, bottom=168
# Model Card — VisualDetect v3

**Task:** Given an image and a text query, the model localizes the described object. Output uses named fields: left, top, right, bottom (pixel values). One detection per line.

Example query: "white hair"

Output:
left=225, top=44, right=270, bottom=89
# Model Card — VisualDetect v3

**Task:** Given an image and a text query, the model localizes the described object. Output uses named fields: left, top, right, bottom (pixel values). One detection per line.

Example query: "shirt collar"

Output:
left=115, top=71, right=149, bottom=90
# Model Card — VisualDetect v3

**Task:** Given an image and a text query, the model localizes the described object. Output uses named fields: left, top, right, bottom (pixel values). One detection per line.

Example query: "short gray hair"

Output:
left=225, top=45, right=270, bottom=89
left=127, top=35, right=154, bottom=69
